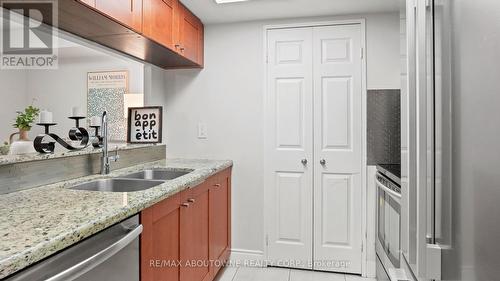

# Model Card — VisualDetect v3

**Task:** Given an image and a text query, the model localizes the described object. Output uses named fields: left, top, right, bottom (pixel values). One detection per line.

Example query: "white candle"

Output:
left=39, top=110, right=53, bottom=124
left=71, top=106, right=84, bottom=117
left=90, top=116, right=101, bottom=127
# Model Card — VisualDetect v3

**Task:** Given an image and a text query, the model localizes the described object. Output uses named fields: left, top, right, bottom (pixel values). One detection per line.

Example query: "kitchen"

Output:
left=0, top=0, right=498, bottom=281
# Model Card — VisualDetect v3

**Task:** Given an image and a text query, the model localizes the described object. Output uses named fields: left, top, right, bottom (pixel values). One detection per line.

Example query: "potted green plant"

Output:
left=9, top=105, right=40, bottom=155
left=12, top=105, right=40, bottom=138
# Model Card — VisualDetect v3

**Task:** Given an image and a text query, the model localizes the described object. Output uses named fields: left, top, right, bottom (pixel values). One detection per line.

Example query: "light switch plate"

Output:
left=197, top=122, right=208, bottom=139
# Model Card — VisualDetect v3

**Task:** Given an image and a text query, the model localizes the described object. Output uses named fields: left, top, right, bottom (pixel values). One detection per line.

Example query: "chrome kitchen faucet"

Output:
left=101, top=111, right=120, bottom=175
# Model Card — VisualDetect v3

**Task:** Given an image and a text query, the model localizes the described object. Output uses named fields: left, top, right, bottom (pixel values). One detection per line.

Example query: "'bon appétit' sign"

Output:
left=127, top=106, right=163, bottom=143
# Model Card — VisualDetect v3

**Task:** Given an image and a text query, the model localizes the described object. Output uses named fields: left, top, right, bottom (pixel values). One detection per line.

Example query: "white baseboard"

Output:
left=229, top=249, right=265, bottom=267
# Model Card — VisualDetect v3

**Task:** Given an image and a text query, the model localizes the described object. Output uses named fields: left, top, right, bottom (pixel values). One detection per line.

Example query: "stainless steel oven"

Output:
left=376, top=170, right=402, bottom=278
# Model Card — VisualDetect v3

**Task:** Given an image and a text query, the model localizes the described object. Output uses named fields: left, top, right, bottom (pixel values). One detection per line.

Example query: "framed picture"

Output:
left=87, top=70, right=129, bottom=141
left=127, top=106, right=163, bottom=144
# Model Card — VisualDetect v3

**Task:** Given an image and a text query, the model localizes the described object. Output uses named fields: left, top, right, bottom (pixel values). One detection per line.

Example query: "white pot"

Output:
left=9, top=140, right=36, bottom=155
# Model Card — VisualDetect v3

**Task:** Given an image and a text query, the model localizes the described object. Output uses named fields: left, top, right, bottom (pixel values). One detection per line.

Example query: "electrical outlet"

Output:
left=197, top=122, right=208, bottom=139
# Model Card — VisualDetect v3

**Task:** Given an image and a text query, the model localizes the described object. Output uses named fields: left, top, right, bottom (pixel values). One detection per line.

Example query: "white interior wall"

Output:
left=154, top=12, right=401, bottom=256
left=366, top=13, right=401, bottom=89
left=144, top=64, right=169, bottom=145
left=0, top=70, right=28, bottom=143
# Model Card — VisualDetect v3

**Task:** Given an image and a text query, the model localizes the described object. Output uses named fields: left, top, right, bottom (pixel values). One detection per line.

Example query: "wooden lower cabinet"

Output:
left=180, top=182, right=211, bottom=281
left=209, top=169, right=231, bottom=278
left=141, top=168, right=231, bottom=281
left=141, top=193, right=181, bottom=281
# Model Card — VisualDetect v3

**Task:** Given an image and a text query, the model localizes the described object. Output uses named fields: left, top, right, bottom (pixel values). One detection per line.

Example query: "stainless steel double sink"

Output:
left=69, top=169, right=193, bottom=192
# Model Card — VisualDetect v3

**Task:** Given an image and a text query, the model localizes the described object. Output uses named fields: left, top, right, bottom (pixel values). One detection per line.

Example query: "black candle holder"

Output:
left=33, top=118, right=91, bottom=154
left=33, top=123, right=57, bottom=153
left=37, top=123, right=57, bottom=134
left=68, top=116, right=85, bottom=128
left=68, top=117, right=88, bottom=142
left=90, top=125, right=103, bottom=148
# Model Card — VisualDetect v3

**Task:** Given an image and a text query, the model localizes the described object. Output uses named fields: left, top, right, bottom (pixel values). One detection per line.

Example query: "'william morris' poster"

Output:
left=87, top=71, right=128, bottom=141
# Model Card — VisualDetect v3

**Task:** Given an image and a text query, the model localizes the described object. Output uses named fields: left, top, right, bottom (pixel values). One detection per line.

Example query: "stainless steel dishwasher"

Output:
left=5, top=215, right=142, bottom=281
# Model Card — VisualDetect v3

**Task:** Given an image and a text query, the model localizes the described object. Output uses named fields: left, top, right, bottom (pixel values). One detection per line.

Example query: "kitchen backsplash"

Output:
left=0, top=144, right=166, bottom=194
left=367, top=89, right=401, bottom=165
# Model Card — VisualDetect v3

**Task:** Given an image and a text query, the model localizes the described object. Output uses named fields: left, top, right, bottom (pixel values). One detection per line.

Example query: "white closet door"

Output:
left=312, top=24, right=363, bottom=274
left=265, top=27, right=314, bottom=268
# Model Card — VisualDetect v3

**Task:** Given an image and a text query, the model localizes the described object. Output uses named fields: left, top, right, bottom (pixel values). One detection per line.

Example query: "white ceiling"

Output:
left=180, top=0, right=400, bottom=24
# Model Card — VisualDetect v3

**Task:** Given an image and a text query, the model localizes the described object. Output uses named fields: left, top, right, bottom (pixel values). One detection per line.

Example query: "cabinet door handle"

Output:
left=187, top=198, right=195, bottom=203
left=320, top=159, right=326, bottom=165
left=175, top=44, right=180, bottom=49
left=214, top=183, right=221, bottom=187
left=180, top=47, right=185, bottom=52
left=301, top=158, right=308, bottom=165
left=181, top=203, right=190, bottom=207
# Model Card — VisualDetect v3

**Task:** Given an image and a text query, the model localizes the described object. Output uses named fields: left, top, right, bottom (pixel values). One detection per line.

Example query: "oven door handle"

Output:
left=376, top=178, right=402, bottom=201
left=45, top=224, right=143, bottom=281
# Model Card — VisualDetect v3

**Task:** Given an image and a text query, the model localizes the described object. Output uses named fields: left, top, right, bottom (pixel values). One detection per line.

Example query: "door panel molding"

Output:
left=321, top=76, right=353, bottom=150
left=320, top=173, right=353, bottom=247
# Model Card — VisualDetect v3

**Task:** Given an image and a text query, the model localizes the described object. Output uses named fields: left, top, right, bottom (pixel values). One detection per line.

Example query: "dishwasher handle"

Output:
left=45, top=224, right=143, bottom=281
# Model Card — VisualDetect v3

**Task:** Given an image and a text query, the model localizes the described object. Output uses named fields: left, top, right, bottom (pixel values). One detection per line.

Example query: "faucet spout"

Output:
left=100, top=111, right=119, bottom=175
left=101, top=111, right=109, bottom=175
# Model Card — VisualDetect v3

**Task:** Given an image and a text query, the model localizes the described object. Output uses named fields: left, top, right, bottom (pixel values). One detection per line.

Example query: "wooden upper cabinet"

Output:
left=94, top=0, right=143, bottom=32
left=143, top=0, right=176, bottom=49
left=71, top=0, right=203, bottom=68
left=177, top=3, right=204, bottom=66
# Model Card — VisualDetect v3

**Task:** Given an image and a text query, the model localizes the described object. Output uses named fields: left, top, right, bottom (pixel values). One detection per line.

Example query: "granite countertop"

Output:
left=0, top=158, right=233, bottom=279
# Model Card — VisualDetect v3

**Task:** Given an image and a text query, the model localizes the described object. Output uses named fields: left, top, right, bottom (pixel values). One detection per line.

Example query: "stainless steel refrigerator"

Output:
left=400, top=0, right=500, bottom=280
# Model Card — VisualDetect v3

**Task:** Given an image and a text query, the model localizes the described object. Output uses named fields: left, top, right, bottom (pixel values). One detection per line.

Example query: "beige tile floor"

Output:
left=214, top=267, right=378, bottom=281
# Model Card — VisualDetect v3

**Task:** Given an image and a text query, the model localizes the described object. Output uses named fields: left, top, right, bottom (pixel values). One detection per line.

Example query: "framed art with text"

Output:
left=127, top=106, right=163, bottom=144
